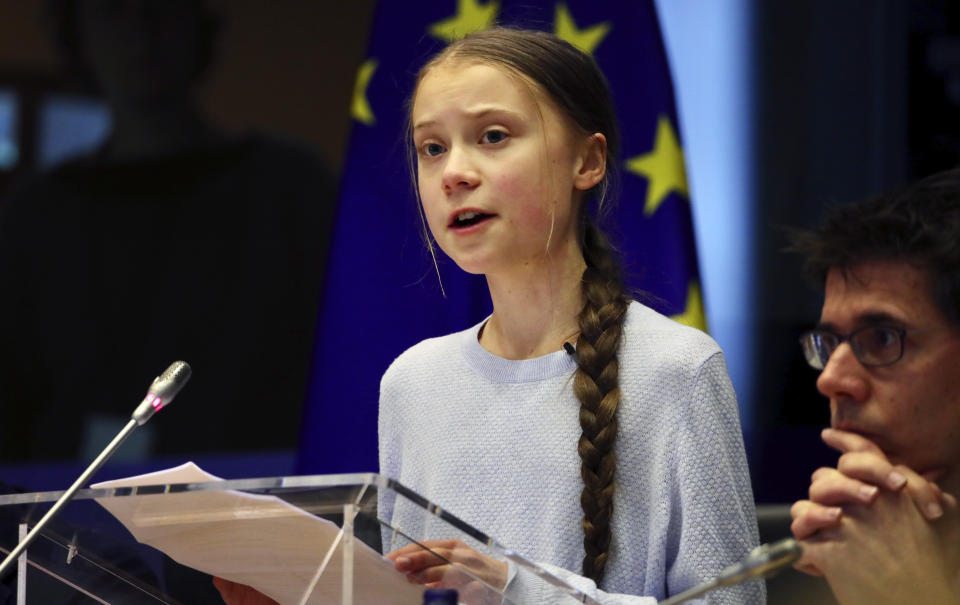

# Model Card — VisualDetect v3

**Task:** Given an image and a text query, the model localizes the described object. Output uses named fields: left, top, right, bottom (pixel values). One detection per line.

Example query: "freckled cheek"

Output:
left=491, top=174, right=553, bottom=228
left=512, top=207, right=554, bottom=237
left=492, top=173, right=527, bottom=198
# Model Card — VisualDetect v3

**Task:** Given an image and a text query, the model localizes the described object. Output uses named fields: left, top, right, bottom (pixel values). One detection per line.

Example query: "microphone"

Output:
left=658, top=538, right=802, bottom=605
left=0, top=361, right=192, bottom=580
left=132, top=361, right=192, bottom=425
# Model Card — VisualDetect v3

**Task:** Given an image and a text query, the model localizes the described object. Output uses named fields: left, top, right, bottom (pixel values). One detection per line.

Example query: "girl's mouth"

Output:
left=450, top=210, right=494, bottom=228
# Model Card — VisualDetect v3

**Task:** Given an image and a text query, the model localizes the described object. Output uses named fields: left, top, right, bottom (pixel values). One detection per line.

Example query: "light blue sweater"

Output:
left=379, top=302, right=764, bottom=604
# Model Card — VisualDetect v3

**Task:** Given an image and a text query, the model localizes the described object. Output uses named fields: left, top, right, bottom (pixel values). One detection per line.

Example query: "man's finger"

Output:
left=810, top=466, right=836, bottom=482
left=791, top=539, right=824, bottom=577
left=821, top=428, right=887, bottom=456
left=836, top=451, right=903, bottom=490
left=833, top=453, right=945, bottom=520
left=808, top=468, right=878, bottom=506
left=941, top=491, right=957, bottom=508
left=893, top=464, right=944, bottom=520
left=790, top=499, right=842, bottom=540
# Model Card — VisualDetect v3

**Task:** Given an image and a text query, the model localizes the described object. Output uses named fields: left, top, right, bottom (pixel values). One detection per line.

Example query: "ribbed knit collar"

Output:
left=460, top=318, right=578, bottom=383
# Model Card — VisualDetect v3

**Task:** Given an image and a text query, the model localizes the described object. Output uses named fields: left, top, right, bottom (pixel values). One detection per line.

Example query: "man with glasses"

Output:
left=787, top=168, right=960, bottom=604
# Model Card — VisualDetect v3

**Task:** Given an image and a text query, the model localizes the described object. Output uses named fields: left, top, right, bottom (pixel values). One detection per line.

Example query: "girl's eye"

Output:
left=422, top=142, right=446, bottom=157
left=481, top=130, right=508, bottom=144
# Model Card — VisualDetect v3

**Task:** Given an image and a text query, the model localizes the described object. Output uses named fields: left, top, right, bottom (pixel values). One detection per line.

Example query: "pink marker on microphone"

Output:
left=132, top=361, right=191, bottom=425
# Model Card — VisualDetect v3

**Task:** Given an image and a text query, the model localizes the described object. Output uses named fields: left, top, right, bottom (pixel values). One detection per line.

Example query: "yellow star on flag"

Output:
left=670, top=281, right=707, bottom=333
left=554, top=3, right=610, bottom=55
left=428, top=0, right=500, bottom=42
left=350, top=59, right=377, bottom=126
left=625, top=115, right=689, bottom=216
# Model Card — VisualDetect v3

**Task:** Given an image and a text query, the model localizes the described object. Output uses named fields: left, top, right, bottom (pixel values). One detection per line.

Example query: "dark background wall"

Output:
left=750, top=1, right=908, bottom=500
left=750, top=0, right=960, bottom=502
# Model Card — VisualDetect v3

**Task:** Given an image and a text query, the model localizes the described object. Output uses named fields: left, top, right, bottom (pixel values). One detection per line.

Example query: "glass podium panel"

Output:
left=0, top=472, right=600, bottom=605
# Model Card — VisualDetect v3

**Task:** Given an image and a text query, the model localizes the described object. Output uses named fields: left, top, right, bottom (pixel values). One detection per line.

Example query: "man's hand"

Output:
left=791, top=428, right=953, bottom=542
left=798, top=488, right=960, bottom=605
left=788, top=427, right=960, bottom=603
left=386, top=539, right=508, bottom=604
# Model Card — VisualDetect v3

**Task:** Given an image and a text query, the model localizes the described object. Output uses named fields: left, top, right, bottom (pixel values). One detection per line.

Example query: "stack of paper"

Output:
left=92, top=462, right=423, bottom=605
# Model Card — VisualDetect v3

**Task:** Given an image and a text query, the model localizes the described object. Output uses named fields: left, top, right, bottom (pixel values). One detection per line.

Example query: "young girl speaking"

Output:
left=215, top=27, right=761, bottom=605
left=378, top=27, right=763, bottom=604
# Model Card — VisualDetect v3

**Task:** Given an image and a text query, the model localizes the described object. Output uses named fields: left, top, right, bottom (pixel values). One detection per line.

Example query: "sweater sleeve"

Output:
left=377, top=367, right=402, bottom=551
left=665, top=351, right=765, bottom=604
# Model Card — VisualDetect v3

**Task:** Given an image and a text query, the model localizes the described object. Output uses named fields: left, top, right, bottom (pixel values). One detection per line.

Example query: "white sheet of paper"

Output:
left=92, top=462, right=424, bottom=605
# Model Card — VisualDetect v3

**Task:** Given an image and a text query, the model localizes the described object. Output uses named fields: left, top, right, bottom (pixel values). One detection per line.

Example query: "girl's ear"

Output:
left=573, top=133, right=607, bottom=191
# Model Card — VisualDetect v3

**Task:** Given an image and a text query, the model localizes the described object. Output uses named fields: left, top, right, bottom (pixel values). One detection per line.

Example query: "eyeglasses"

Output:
left=799, top=325, right=907, bottom=370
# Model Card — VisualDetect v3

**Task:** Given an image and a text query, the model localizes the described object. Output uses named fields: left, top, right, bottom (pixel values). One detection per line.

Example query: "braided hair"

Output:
left=573, top=222, right=629, bottom=582
left=412, top=27, right=628, bottom=584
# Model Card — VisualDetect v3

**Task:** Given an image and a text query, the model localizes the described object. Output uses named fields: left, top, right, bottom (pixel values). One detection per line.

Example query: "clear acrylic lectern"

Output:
left=0, top=472, right=601, bottom=604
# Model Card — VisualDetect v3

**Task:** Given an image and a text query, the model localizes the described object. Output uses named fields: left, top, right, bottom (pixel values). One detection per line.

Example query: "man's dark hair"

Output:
left=790, top=166, right=960, bottom=326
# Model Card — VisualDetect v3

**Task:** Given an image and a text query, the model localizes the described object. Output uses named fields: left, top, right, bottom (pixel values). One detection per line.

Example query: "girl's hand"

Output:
left=212, top=577, right=280, bottom=605
left=386, top=539, right=508, bottom=601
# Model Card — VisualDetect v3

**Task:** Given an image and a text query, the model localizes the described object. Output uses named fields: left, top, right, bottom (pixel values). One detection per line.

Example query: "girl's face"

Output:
left=411, top=61, right=602, bottom=277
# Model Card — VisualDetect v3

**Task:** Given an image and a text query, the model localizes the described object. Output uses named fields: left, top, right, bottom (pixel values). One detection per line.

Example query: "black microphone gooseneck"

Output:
left=0, top=361, right=192, bottom=579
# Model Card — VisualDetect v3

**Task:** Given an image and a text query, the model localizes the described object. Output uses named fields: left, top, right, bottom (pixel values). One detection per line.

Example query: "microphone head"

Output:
left=132, top=361, right=192, bottom=425
left=715, top=537, right=802, bottom=588
left=150, top=360, right=192, bottom=399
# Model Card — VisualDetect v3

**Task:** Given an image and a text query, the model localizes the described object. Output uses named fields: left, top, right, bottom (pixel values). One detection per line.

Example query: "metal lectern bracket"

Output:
left=66, top=534, right=79, bottom=565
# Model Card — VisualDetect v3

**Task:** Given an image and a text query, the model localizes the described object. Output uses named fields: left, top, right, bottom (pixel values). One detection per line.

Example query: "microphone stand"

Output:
left=0, top=361, right=191, bottom=580
left=0, top=418, right=140, bottom=580
left=659, top=538, right=802, bottom=605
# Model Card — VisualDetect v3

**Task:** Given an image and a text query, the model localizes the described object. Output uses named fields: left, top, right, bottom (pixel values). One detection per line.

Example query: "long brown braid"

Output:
left=411, top=27, right=627, bottom=584
left=573, top=221, right=628, bottom=583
